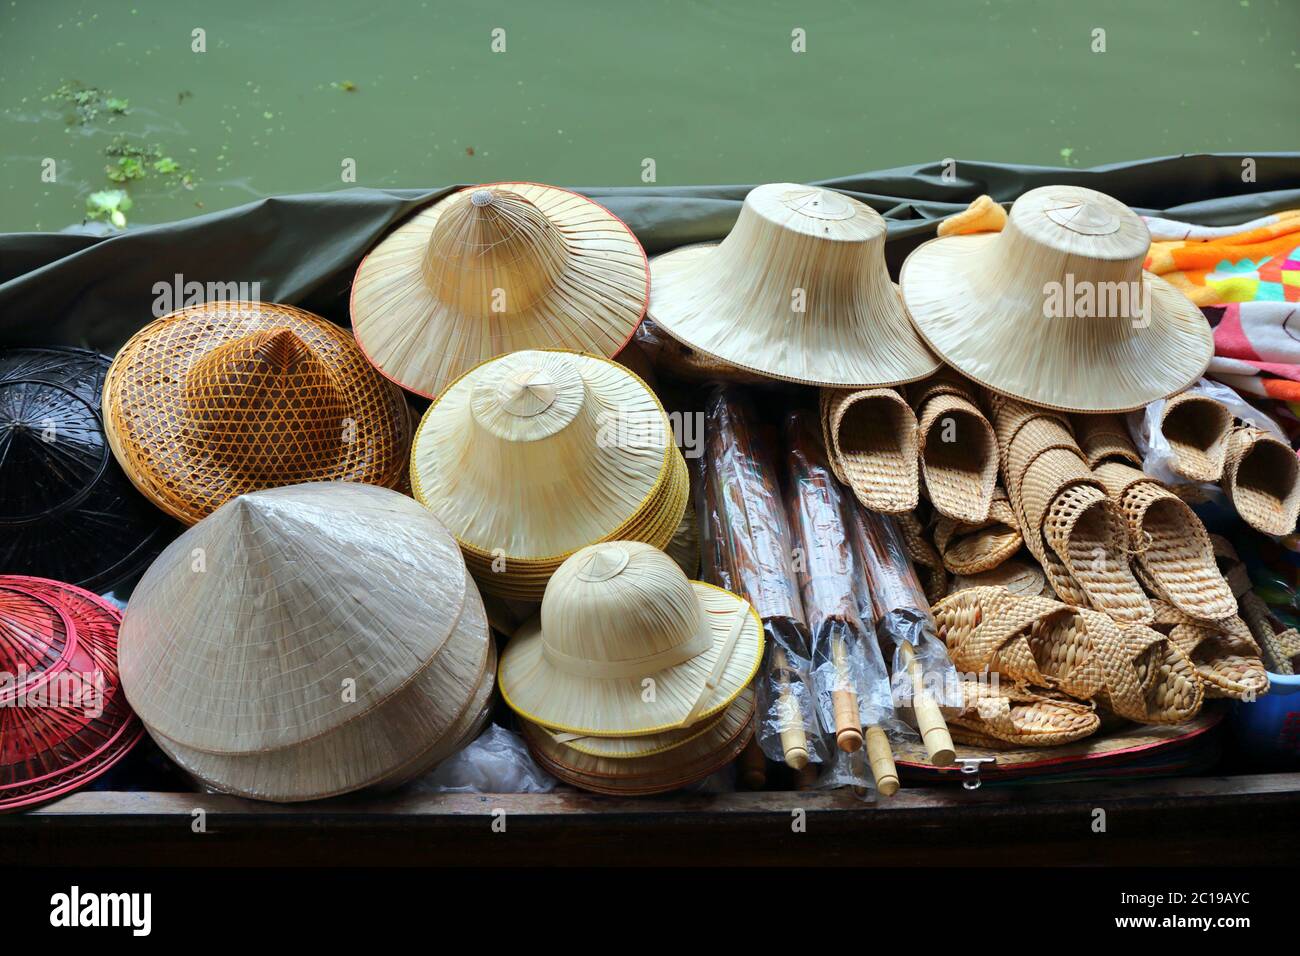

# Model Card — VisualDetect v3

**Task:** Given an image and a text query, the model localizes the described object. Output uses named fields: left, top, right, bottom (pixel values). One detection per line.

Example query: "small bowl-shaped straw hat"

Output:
left=102, top=301, right=412, bottom=526
left=411, top=349, right=687, bottom=577
left=498, top=542, right=763, bottom=737
left=1, top=347, right=175, bottom=591
left=0, top=576, right=143, bottom=812
left=647, top=183, right=940, bottom=387
left=118, top=482, right=492, bottom=802
left=900, top=185, right=1213, bottom=413
left=351, top=182, right=649, bottom=398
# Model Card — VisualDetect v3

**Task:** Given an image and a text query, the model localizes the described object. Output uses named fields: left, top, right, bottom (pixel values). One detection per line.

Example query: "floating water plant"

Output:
left=86, top=190, right=133, bottom=229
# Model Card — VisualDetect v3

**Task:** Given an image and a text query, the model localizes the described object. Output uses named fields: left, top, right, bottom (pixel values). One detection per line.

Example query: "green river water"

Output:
left=1, top=0, right=1295, bottom=232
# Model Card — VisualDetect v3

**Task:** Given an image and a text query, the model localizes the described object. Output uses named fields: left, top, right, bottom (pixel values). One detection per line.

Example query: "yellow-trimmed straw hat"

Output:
left=900, top=185, right=1213, bottom=413
left=102, top=301, right=411, bottom=525
left=647, top=183, right=940, bottom=388
left=351, top=182, right=649, bottom=398
left=411, top=349, right=688, bottom=600
left=498, top=541, right=763, bottom=737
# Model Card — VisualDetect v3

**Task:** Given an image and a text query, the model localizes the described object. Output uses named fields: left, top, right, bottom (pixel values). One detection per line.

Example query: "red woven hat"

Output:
left=0, top=576, right=143, bottom=812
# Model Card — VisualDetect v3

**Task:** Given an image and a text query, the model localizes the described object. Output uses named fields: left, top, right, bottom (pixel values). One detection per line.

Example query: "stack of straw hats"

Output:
left=352, top=182, right=649, bottom=398
left=1, top=347, right=174, bottom=590
left=900, top=185, right=1213, bottom=413
left=102, top=301, right=412, bottom=525
left=500, top=542, right=763, bottom=794
left=118, top=482, right=494, bottom=802
left=0, top=576, right=143, bottom=811
left=411, top=349, right=688, bottom=601
left=648, top=183, right=940, bottom=387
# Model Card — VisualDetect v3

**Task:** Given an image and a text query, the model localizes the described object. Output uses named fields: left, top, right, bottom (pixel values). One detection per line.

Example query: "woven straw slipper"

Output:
left=1073, top=414, right=1142, bottom=468
left=1093, top=462, right=1236, bottom=621
left=1161, top=391, right=1233, bottom=482
left=896, top=510, right=948, bottom=602
left=1149, top=601, right=1270, bottom=700
left=1221, top=426, right=1300, bottom=536
left=950, top=559, right=1048, bottom=598
left=1210, top=535, right=1298, bottom=675
left=915, top=392, right=998, bottom=523
left=820, top=387, right=918, bottom=513
left=934, top=586, right=1203, bottom=725
left=933, top=488, right=1022, bottom=575
left=947, top=680, right=1100, bottom=749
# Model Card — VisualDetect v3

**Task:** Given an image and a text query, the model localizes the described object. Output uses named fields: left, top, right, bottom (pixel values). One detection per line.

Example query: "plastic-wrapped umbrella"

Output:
left=0, top=348, right=176, bottom=593
left=0, top=575, right=144, bottom=812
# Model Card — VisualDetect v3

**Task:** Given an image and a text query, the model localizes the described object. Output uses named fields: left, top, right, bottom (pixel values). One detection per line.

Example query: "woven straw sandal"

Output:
left=950, top=559, right=1048, bottom=598
left=1221, top=426, right=1300, bottom=536
left=1149, top=601, right=1270, bottom=700
left=820, top=387, right=919, bottom=513
left=1161, top=391, right=1233, bottom=482
left=934, top=586, right=1203, bottom=725
left=947, top=680, right=1100, bottom=749
left=1073, top=414, right=1142, bottom=469
left=933, top=488, right=1022, bottom=575
left=909, top=373, right=998, bottom=523
left=896, top=510, right=948, bottom=602
left=1210, top=535, right=1298, bottom=676
left=1093, top=462, right=1236, bottom=621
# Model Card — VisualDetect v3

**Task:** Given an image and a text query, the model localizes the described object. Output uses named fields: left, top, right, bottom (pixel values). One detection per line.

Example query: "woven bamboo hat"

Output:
left=118, top=482, right=492, bottom=802
left=102, top=301, right=411, bottom=526
left=1, top=347, right=175, bottom=591
left=901, top=185, right=1213, bottom=413
left=648, top=183, right=940, bottom=387
left=351, top=182, right=649, bottom=398
left=0, top=576, right=144, bottom=811
left=498, top=542, right=763, bottom=737
left=411, top=349, right=688, bottom=599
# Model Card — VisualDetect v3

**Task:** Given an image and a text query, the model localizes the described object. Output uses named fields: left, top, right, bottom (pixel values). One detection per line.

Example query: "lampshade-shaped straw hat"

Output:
left=0, top=576, right=144, bottom=811
left=647, top=183, right=940, bottom=387
left=498, top=542, right=763, bottom=737
left=118, top=482, right=492, bottom=802
left=1, top=348, right=175, bottom=591
left=102, top=301, right=412, bottom=526
left=901, top=185, right=1213, bottom=413
left=411, top=349, right=688, bottom=599
left=521, top=688, right=756, bottom=795
left=351, top=182, right=649, bottom=398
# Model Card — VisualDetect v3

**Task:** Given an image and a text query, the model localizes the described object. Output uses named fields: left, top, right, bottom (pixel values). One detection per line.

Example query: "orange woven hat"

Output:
left=102, top=300, right=412, bottom=525
left=351, top=182, right=649, bottom=398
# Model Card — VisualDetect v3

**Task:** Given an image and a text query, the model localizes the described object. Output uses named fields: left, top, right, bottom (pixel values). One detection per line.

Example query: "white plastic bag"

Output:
left=406, top=724, right=557, bottom=794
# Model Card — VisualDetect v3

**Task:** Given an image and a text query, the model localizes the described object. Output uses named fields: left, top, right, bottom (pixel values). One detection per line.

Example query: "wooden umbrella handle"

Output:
left=864, top=726, right=900, bottom=796
left=773, top=647, right=810, bottom=769
left=899, top=641, right=956, bottom=767
left=831, top=637, right=863, bottom=753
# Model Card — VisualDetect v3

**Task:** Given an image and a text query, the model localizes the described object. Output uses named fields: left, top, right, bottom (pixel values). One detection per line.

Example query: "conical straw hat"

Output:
left=901, top=185, right=1213, bottom=412
left=411, top=349, right=680, bottom=562
left=648, top=184, right=940, bottom=387
left=498, top=542, right=763, bottom=737
left=102, top=301, right=411, bottom=525
left=0, top=577, right=143, bottom=811
left=351, top=182, right=649, bottom=398
left=119, top=481, right=488, bottom=764
left=521, top=688, right=756, bottom=794
left=0, top=347, right=175, bottom=591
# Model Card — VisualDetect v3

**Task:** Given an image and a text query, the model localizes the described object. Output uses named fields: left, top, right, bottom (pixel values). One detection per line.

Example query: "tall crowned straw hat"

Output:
left=102, top=301, right=412, bottom=526
left=901, top=185, right=1213, bottom=413
left=351, top=182, right=649, bottom=398
left=0, top=576, right=143, bottom=812
left=118, top=482, right=492, bottom=802
left=647, top=183, right=940, bottom=387
left=1, top=348, right=175, bottom=591
left=498, top=541, right=763, bottom=737
left=411, top=349, right=688, bottom=600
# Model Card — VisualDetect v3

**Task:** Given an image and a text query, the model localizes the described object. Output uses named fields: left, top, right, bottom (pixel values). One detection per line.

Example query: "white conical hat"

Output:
left=411, top=349, right=676, bottom=561
left=498, top=542, right=763, bottom=737
left=647, top=183, right=940, bottom=387
left=351, top=182, right=648, bottom=398
left=900, top=185, right=1213, bottom=413
left=119, top=483, right=489, bottom=761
